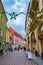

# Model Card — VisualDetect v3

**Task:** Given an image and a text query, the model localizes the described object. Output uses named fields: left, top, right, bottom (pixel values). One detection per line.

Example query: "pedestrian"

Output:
left=27, top=50, right=32, bottom=59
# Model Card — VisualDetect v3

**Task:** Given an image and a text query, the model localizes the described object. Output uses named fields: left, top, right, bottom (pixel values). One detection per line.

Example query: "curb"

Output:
left=0, top=52, right=9, bottom=58
left=24, top=52, right=39, bottom=65
left=32, top=59, right=39, bottom=65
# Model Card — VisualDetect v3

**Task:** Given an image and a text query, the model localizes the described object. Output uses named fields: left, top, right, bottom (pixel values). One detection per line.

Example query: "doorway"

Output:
left=31, top=32, right=36, bottom=52
left=41, top=39, right=43, bottom=52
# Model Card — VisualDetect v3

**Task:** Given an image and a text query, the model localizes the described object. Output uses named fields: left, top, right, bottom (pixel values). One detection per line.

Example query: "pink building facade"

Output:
left=8, top=27, right=23, bottom=50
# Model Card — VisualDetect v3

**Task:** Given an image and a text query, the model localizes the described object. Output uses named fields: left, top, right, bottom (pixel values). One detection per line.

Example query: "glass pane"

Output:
left=42, top=0, right=43, bottom=5
left=41, top=25, right=43, bottom=31
left=0, top=28, right=1, bottom=34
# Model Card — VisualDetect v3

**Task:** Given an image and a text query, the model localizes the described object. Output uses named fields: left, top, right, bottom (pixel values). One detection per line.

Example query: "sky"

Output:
left=2, top=0, right=30, bottom=37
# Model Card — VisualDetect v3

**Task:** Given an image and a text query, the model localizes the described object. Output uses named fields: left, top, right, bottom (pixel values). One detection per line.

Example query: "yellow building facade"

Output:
left=25, top=0, right=43, bottom=56
left=6, top=28, right=12, bottom=49
left=0, top=0, right=7, bottom=53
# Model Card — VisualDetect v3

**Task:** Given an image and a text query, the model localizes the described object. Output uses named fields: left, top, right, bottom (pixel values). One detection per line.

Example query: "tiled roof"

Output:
left=8, top=27, right=23, bottom=39
left=8, top=27, right=15, bottom=35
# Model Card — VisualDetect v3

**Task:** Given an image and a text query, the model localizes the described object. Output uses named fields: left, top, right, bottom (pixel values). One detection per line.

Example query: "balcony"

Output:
left=29, top=0, right=39, bottom=20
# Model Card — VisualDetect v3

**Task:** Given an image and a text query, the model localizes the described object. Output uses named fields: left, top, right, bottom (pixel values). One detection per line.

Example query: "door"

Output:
left=41, top=39, right=43, bottom=52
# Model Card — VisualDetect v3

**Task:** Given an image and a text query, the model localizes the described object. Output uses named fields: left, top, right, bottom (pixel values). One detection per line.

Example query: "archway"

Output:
left=38, top=24, right=43, bottom=52
left=31, top=32, right=36, bottom=52
left=28, top=36, right=30, bottom=50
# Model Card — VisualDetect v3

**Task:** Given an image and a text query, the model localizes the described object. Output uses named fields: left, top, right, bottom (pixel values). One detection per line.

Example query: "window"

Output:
left=0, top=28, right=3, bottom=36
left=42, top=0, right=43, bottom=5
left=38, top=24, right=43, bottom=39
left=41, top=25, right=43, bottom=31
left=28, top=37, right=29, bottom=41
left=31, top=32, right=36, bottom=42
left=0, top=42, right=1, bottom=47
left=40, top=25, right=43, bottom=31
left=31, top=32, right=35, bottom=40
left=0, top=28, right=1, bottom=34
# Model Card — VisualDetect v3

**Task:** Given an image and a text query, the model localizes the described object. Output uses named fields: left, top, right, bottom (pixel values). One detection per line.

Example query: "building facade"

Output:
left=6, top=27, right=12, bottom=50
left=6, top=27, right=23, bottom=50
left=25, top=0, right=43, bottom=56
left=0, top=0, right=7, bottom=54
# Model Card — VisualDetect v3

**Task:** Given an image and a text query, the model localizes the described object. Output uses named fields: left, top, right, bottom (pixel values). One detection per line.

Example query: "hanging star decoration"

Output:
left=0, top=11, right=25, bottom=20
left=0, top=9, right=43, bottom=20
left=8, top=12, right=25, bottom=20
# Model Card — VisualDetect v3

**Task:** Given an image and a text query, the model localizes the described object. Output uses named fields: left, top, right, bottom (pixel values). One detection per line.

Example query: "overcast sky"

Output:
left=2, top=0, right=30, bottom=37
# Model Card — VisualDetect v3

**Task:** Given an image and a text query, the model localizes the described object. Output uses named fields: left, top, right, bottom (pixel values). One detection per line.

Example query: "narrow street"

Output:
left=0, top=50, right=37, bottom=65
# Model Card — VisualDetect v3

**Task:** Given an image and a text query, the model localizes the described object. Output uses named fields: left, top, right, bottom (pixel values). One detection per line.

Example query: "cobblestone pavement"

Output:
left=0, top=50, right=37, bottom=65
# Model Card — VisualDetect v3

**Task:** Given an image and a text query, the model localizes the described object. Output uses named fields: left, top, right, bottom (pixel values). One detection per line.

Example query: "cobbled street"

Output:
left=0, top=50, right=37, bottom=65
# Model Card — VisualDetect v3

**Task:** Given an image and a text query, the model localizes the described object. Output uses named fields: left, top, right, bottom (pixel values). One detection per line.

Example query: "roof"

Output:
left=8, top=27, right=23, bottom=39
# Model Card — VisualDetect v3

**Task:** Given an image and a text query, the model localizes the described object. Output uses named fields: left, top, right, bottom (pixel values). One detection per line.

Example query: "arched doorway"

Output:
left=38, top=24, right=43, bottom=53
left=28, top=36, right=29, bottom=50
left=31, top=32, right=36, bottom=52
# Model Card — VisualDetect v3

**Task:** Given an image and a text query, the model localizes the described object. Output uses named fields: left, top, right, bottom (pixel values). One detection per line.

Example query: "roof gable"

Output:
left=8, top=27, right=23, bottom=39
